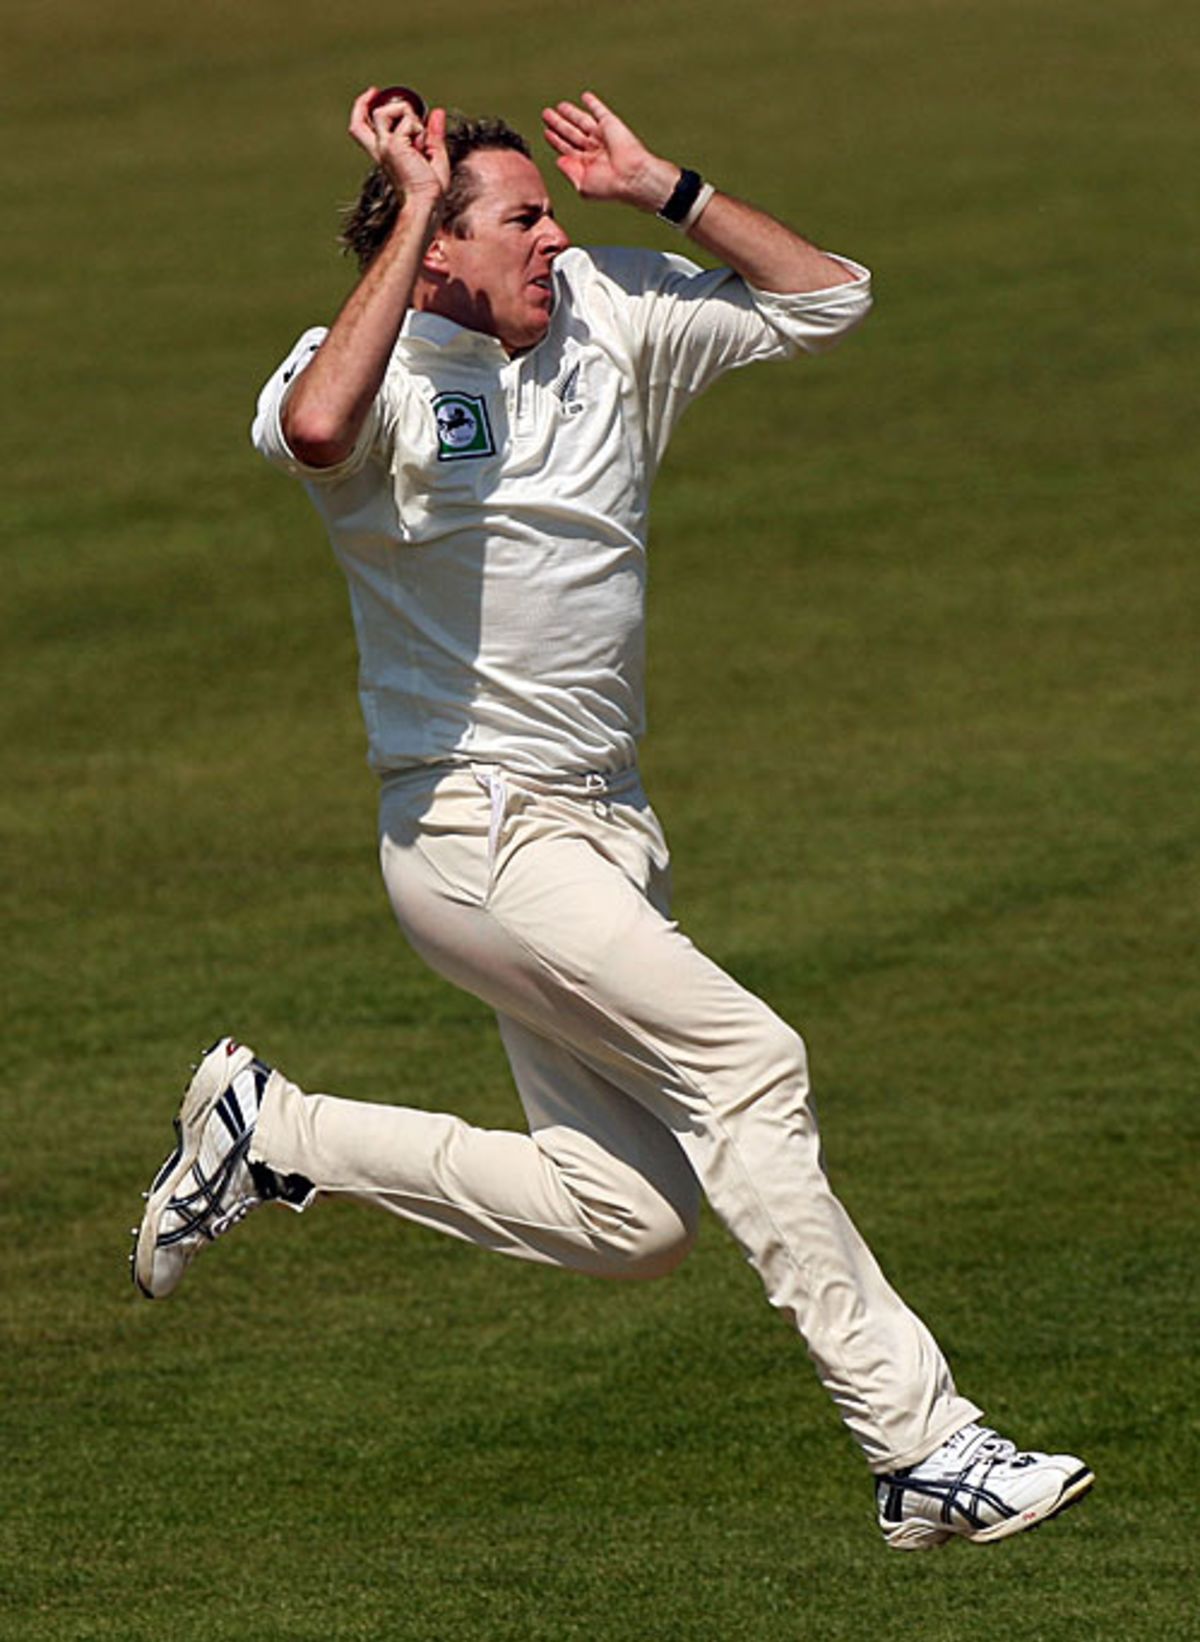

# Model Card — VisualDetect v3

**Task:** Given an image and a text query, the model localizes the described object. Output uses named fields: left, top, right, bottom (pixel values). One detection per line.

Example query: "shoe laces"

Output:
left=923, top=1423, right=1017, bottom=1477
left=932, top=1430, right=1036, bottom=1510
left=207, top=1196, right=260, bottom=1241
left=969, top=1433, right=1019, bottom=1470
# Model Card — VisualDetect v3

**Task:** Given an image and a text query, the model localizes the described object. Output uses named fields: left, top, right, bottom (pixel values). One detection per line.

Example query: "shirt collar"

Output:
left=400, top=310, right=508, bottom=357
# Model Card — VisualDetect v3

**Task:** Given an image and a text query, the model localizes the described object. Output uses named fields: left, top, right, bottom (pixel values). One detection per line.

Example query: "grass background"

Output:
left=2, top=0, right=1196, bottom=1637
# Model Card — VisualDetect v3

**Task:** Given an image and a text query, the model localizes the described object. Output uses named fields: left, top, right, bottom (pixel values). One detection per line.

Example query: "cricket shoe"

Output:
left=876, top=1422, right=1094, bottom=1550
left=131, top=1037, right=312, bottom=1300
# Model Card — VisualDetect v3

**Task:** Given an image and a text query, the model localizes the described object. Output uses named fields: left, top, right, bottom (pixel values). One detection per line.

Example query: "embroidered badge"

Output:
left=432, top=391, right=496, bottom=461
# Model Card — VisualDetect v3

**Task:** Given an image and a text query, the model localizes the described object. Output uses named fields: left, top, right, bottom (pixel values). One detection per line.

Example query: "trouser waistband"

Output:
left=468, top=762, right=642, bottom=801
left=379, top=761, right=643, bottom=801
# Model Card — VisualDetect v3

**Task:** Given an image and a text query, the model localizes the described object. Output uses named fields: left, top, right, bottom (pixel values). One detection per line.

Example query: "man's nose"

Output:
left=543, top=219, right=571, bottom=255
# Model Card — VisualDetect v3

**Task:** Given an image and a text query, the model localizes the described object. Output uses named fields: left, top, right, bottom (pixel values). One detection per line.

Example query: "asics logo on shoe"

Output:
left=876, top=1423, right=1094, bottom=1551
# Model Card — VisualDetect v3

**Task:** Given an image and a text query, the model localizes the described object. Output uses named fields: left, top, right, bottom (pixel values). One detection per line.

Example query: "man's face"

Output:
left=426, top=149, right=571, bottom=354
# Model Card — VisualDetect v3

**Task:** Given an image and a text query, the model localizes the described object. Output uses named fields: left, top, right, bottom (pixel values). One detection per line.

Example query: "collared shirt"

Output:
left=252, top=244, right=871, bottom=777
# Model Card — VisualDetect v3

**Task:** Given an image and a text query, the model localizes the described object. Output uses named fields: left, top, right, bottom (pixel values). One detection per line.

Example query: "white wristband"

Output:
left=676, top=181, right=715, bottom=232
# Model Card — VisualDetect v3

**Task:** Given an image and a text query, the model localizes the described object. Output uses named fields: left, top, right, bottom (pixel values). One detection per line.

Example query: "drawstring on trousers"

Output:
left=470, top=765, right=638, bottom=897
left=476, top=767, right=509, bottom=896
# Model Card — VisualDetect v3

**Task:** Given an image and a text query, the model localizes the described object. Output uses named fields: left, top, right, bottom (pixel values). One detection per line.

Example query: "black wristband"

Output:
left=657, top=167, right=704, bottom=225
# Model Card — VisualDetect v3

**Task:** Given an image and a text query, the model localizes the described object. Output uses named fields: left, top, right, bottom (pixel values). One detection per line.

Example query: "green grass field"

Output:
left=3, top=0, right=1196, bottom=1636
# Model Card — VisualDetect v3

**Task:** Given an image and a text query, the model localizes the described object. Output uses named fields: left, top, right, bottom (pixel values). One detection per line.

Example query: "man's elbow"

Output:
left=811, top=253, right=863, bottom=291
left=290, top=435, right=357, bottom=470
left=282, top=404, right=356, bottom=470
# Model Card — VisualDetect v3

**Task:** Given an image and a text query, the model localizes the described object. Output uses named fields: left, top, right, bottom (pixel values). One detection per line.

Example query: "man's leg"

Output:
left=133, top=766, right=1091, bottom=1542
left=369, top=769, right=979, bottom=1474
left=254, top=1011, right=699, bottom=1280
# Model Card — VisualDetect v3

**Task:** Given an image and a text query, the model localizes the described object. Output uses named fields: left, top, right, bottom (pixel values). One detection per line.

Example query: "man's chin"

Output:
left=506, top=309, right=555, bottom=354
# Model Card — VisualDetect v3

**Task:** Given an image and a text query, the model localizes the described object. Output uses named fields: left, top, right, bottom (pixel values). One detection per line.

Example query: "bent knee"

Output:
left=608, top=1214, right=697, bottom=1281
left=763, top=1018, right=809, bottom=1082
left=714, top=1017, right=810, bottom=1119
left=590, top=1182, right=700, bottom=1282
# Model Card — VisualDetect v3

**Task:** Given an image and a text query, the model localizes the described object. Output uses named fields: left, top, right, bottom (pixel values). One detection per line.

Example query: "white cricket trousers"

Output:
left=252, top=764, right=980, bottom=1472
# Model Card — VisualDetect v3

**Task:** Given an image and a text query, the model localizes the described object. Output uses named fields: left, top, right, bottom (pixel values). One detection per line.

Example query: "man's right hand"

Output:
left=349, top=85, right=450, bottom=207
left=281, top=87, right=449, bottom=470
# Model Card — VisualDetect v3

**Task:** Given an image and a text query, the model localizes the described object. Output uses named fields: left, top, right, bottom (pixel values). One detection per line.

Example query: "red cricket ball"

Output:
left=367, top=85, right=427, bottom=123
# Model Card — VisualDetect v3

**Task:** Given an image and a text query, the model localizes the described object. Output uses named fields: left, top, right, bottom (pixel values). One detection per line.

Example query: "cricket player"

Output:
left=133, top=85, right=1093, bottom=1549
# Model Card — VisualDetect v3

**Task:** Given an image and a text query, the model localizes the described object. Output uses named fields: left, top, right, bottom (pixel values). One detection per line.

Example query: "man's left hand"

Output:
left=542, top=92, right=678, bottom=214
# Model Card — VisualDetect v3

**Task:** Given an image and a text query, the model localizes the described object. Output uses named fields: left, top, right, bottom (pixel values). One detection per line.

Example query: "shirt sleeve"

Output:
left=579, top=246, right=872, bottom=464
left=744, top=259, right=873, bottom=360
left=250, top=327, right=384, bottom=482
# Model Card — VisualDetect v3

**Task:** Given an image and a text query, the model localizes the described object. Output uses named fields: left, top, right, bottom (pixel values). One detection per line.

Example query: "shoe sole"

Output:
left=132, top=1038, right=253, bottom=1300
left=967, top=1465, right=1095, bottom=1544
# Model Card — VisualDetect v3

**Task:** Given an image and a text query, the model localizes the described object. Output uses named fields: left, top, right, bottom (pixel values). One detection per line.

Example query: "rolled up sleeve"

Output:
left=251, top=327, right=383, bottom=483
left=747, top=256, right=872, bottom=356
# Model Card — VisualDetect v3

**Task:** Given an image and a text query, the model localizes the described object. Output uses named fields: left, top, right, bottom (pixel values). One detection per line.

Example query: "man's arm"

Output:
left=282, top=89, right=449, bottom=470
left=542, top=92, right=857, bottom=293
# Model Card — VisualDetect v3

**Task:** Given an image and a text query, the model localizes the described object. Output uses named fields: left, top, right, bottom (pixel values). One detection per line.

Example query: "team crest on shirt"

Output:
left=432, top=391, right=496, bottom=461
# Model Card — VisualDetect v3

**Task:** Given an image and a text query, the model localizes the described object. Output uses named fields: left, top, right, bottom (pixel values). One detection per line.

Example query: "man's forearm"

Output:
left=640, top=157, right=856, bottom=292
left=282, top=194, right=439, bottom=469
left=681, top=187, right=858, bottom=293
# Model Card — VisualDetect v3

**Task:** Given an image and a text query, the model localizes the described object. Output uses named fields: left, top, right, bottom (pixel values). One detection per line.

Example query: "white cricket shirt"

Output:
left=252, top=245, right=871, bottom=777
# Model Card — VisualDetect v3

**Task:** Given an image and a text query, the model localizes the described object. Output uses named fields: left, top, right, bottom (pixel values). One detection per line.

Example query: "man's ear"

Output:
left=423, top=232, right=451, bottom=274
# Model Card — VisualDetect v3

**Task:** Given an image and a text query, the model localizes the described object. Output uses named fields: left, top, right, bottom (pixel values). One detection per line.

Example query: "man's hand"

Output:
left=349, top=85, right=450, bottom=207
left=544, top=88, right=858, bottom=294
left=542, top=92, right=678, bottom=214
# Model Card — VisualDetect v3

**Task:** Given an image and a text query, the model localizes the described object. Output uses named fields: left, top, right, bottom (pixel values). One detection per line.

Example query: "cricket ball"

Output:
left=367, top=85, right=427, bottom=123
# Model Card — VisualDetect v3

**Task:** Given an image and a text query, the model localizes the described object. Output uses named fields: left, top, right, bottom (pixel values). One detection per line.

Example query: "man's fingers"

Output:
left=419, top=107, right=452, bottom=188
left=349, top=85, right=382, bottom=149
left=546, top=100, right=599, bottom=144
left=349, top=83, right=431, bottom=160
left=542, top=108, right=591, bottom=154
left=541, top=123, right=575, bottom=158
left=582, top=90, right=637, bottom=145
left=369, top=91, right=427, bottom=146
left=420, top=105, right=448, bottom=151
left=372, top=99, right=423, bottom=142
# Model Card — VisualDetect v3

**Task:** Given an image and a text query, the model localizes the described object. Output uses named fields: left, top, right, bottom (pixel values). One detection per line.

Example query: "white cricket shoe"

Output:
left=132, top=1037, right=310, bottom=1300
left=876, top=1422, right=1094, bottom=1550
